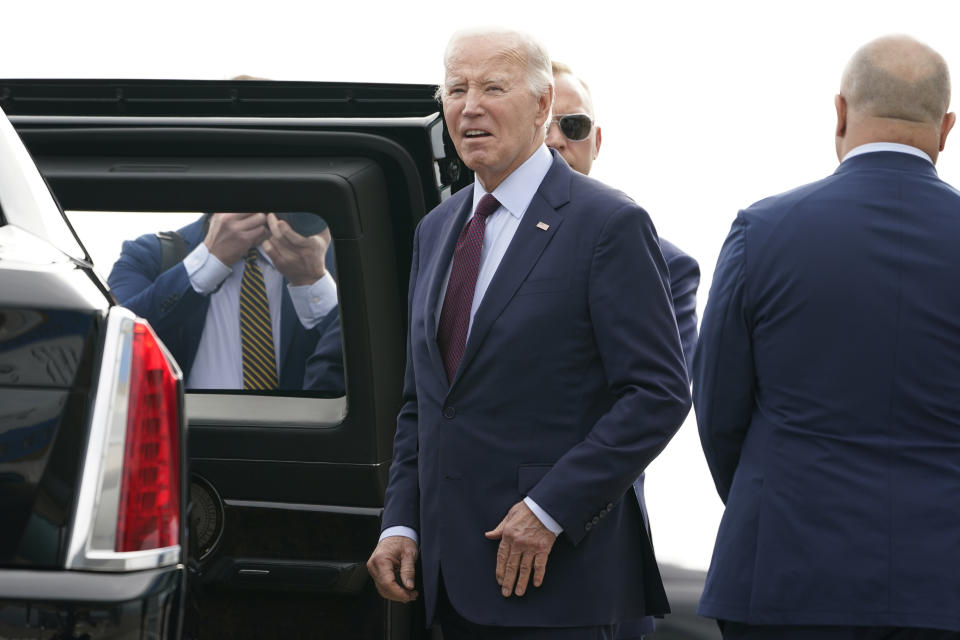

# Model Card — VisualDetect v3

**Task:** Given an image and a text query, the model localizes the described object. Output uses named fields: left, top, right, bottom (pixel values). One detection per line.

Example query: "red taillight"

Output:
left=115, top=321, right=180, bottom=552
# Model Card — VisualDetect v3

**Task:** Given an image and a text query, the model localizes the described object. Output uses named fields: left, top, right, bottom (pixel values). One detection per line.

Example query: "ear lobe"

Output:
left=835, top=94, right=847, bottom=138
left=940, top=112, right=956, bottom=151
left=594, top=126, right=602, bottom=159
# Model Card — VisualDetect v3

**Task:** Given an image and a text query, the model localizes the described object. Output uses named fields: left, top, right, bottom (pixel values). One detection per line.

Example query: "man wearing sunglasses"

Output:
left=548, top=62, right=700, bottom=640
left=547, top=62, right=699, bottom=374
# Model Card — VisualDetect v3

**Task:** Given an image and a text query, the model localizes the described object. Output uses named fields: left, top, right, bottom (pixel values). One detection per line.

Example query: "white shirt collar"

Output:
left=472, top=145, right=553, bottom=220
left=843, top=142, right=932, bottom=165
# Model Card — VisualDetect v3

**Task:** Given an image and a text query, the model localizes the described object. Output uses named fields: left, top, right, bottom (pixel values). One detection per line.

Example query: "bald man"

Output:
left=694, top=36, right=960, bottom=639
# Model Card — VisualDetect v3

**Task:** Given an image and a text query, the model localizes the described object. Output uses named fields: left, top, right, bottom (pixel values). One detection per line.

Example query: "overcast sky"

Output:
left=8, top=0, right=960, bottom=570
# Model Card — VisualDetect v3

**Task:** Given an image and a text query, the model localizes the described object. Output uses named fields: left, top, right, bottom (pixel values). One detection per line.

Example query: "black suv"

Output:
left=0, top=79, right=716, bottom=639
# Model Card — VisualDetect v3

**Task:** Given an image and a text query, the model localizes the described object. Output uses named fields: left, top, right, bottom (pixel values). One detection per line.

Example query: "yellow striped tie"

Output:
left=240, top=248, right=278, bottom=390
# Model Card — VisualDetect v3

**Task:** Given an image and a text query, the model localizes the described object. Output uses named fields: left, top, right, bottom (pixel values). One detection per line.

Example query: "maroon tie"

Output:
left=437, top=193, right=501, bottom=382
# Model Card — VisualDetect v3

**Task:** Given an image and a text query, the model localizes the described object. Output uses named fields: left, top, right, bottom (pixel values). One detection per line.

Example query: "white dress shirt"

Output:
left=183, top=242, right=337, bottom=389
left=842, top=141, right=933, bottom=164
left=381, top=146, right=563, bottom=545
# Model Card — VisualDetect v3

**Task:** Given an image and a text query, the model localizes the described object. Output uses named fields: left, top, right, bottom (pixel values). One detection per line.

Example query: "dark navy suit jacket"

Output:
left=107, top=217, right=343, bottom=394
left=382, top=151, right=691, bottom=627
left=660, top=239, right=699, bottom=375
left=624, top=238, right=698, bottom=638
left=694, top=151, right=960, bottom=631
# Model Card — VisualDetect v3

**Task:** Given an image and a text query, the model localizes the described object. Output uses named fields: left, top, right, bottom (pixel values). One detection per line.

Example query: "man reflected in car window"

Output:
left=107, top=212, right=344, bottom=395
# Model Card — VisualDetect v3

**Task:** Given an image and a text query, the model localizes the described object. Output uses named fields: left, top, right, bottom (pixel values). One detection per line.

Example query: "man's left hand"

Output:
left=262, top=213, right=331, bottom=286
left=485, top=501, right=557, bottom=597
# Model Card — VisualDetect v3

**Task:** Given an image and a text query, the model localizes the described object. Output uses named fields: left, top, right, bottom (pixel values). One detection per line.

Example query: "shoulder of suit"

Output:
left=558, top=170, right=645, bottom=223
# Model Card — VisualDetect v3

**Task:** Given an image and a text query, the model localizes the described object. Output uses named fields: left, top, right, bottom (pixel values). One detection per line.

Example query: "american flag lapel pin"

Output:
left=536, top=221, right=550, bottom=231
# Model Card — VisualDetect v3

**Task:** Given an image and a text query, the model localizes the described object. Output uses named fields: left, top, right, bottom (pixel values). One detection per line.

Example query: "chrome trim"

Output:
left=224, top=499, right=382, bottom=518
left=66, top=306, right=182, bottom=571
left=74, top=546, right=181, bottom=572
left=185, top=393, right=346, bottom=427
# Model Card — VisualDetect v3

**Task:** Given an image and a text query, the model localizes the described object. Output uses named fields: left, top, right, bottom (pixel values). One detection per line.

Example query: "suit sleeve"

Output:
left=380, top=223, right=422, bottom=533
left=527, top=204, right=692, bottom=545
left=667, top=250, right=700, bottom=377
left=693, top=214, right=755, bottom=503
left=107, top=232, right=209, bottom=343
left=302, top=309, right=345, bottom=395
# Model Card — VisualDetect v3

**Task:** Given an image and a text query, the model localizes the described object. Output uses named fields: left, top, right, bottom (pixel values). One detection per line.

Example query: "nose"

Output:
left=545, top=121, right=565, bottom=149
left=463, top=88, right=484, bottom=116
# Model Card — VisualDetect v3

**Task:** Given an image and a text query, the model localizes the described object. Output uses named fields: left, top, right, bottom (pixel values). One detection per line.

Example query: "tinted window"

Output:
left=67, top=211, right=344, bottom=400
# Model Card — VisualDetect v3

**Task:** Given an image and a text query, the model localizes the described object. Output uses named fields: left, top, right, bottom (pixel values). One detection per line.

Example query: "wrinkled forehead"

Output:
left=445, top=36, right=526, bottom=82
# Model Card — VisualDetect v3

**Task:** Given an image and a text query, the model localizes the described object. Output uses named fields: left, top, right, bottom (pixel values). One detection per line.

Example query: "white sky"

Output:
left=8, top=0, right=960, bottom=570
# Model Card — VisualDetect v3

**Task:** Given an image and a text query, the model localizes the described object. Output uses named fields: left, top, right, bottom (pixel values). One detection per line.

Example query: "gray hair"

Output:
left=841, top=35, right=951, bottom=125
left=436, top=27, right=553, bottom=102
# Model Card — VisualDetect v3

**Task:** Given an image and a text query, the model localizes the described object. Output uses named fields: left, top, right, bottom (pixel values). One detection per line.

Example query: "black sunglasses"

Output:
left=550, top=113, right=594, bottom=141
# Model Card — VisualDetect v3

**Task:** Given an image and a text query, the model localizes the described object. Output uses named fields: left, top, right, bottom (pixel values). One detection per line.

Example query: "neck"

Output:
left=839, top=116, right=941, bottom=163
left=475, top=138, right=545, bottom=192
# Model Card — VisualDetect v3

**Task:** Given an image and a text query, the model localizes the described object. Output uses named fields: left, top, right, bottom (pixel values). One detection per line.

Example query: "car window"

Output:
left=67, top=210, right=345, bottom=405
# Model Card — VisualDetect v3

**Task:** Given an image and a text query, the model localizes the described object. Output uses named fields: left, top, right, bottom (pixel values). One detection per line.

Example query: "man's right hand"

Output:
left=203, top=213, right=270, bottom=266
left=366, top=536, right=419, bottom=603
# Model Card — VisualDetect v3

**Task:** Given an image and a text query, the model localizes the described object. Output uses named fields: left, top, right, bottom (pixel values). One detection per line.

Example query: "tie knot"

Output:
left=245, top=248, right=259, bottom=264
left=474, top=193, right=500, bottom=219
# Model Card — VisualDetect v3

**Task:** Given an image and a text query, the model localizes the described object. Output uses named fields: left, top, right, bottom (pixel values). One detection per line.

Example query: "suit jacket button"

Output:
left=592, top=516, right=600, bottom=525
left=584, top=522, right=593, bottom=532
left=443, top=407, right=456, bottom=419
left=606, top=502, right=614, bottom=512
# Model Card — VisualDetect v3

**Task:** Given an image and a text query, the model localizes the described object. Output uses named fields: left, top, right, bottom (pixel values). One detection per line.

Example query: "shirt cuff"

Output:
left=183, top=243, right=231, bottom=295
left=379, top=526, right=419, bottom=545
left=288, top=273, right=338, bottom=329
left=523, top=496, right=563, bottom=535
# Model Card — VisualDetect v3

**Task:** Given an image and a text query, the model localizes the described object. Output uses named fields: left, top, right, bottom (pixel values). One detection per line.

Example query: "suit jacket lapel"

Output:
left=424, top=190, right=475, bottom=379
left=451, top=161, right=571, bottom=388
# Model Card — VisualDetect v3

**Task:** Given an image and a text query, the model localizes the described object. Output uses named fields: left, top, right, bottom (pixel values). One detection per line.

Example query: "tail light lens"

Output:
left=67, top=307, right=183, bottom=571
left=115, top=321, right=180, bottom=552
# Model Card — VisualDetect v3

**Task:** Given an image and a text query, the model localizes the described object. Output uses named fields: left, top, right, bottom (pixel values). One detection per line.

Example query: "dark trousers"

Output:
left=435, top=575, right=617, bottom=640
left=721, top=621, right=960, bottom=640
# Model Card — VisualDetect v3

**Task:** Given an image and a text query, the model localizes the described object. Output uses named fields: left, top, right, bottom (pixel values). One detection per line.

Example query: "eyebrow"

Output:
left=444, top=76, right=509, bottom=88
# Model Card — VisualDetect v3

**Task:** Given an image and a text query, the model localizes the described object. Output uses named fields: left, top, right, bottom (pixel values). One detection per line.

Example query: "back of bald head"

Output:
left=841, top=35, right=951, bottom=125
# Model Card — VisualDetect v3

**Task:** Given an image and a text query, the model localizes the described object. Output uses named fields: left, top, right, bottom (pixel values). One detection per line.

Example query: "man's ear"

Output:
left=594, top=125, right=602, bottom=160
left=939, top=112, right=956, bottom=151
left=535, top=85, right=554, bottom=128
left=835, top=94, right=847, bottom=138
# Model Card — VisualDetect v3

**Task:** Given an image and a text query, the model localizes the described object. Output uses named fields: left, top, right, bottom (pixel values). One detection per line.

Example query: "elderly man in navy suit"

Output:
left=366, top=27, right=691, bottom=640
left=695, top=35, right=960, bottom=639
